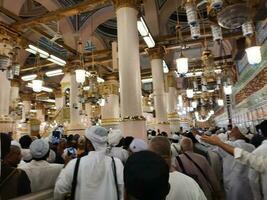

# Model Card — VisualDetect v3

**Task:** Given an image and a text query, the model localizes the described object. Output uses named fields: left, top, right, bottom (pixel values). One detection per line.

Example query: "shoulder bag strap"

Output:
left=183, top=152, right=215, bottom=192
left=0, top=169, right=17, bottom=188
left=111, top=156, right=120, bottom=200
left=172, top=144, right=180, bottom=155
left=70, top=157, right=81, bottom=200
left=175, top=156, right=187, bottom=175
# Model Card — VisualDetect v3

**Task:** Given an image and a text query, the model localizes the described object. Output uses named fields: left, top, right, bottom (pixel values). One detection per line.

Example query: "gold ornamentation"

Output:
left=121, top=115, right=146, bottom=122
left=11, top=79, right=20, bottom=87
left=112, top=0, right=140, bottom=10
left=157, top=121, right=170, bottom=125
left=146, top=46, right=166, bottom=60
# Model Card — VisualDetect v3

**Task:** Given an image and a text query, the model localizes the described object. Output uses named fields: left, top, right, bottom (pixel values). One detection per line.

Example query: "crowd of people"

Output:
left=0, top=120, right=266, bottom=200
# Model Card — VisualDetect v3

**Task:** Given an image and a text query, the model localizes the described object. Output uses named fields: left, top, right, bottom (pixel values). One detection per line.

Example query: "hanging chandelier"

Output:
left=32, top=79, right=43, bottom=93
left=176, top=54, right=188, bottom=74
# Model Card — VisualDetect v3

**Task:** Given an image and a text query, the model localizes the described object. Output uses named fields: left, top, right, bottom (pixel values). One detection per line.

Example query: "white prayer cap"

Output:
left=172, top=134, right=179, bottom=141
left=129, top=138, right=148, bottom=153
left=108, top=129, right=123, bottom=146
left=30, top=139, right=50, bottom=159
left=237, top=126, right=248, bottom=137
left=11, top=140, right=21, bottom=149
left=85, top=126, right=108, bottom=151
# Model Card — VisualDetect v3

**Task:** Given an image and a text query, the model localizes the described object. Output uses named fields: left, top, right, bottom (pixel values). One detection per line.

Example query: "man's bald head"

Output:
left=180, top=137, right=193, bottom=152
left=149, top=136, right=171, bottom=158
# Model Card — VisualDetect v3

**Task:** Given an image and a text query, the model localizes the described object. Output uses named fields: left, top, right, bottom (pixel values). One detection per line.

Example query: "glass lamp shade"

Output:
left=223, top=85, right=232, bottom=95
left=192, top=101, right=197, bottom=108
left=217, top=99, right=224, bottom=106
left=186, top=89, right=194, bottom=98
left=75, top=69, right=86, bottom=83
left=32, top=79, right=43, bottom=93
left=176, top=57, right=188, bottom=74
left=245, top=46, right=262, bottom=65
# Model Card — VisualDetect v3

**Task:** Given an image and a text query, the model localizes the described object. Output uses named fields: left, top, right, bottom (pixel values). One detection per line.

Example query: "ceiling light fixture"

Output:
left=186, top=89, right=194, bottom=98
left=223, top=85, right=232, bottom=95
left=21, top=74, right=37, bottom=81
left=163, top=60, right=169, bottom=73
left=45, top=69, right=64, bottom=77
left=176, top=53, right=189, bottom=74
left=137, top=17, right=155, bottom=48
left=245, top=46, right=262, bottom=65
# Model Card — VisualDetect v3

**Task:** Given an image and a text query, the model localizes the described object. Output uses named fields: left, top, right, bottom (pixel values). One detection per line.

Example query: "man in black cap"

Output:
left=0, top=133, right=31, bottom=199
left=124, top=151, right=170, bottom=200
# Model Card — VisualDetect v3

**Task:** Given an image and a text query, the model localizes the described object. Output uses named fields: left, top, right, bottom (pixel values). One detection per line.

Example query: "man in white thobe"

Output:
left=248, top=120, right=267, bottom=200
left=54, top=126, right=124, bottom=200
left=19, top=139, right=63, bottom=192
left=210, top=127, right=255, bottom=200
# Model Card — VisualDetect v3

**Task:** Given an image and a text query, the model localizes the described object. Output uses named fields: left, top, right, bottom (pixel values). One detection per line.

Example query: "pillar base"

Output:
left=67, top=123, right=86, bottom=135
left=120, top=120, right=147, bottom=140
left=101, top=118, right=120, bottom=130
left=155, top=122, right=171, bottom=135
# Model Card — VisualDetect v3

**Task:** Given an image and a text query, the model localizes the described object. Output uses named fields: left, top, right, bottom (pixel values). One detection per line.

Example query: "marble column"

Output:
left=10, top=79, right=20, bottom=109
left=68, top=71, right=84, bottom=134
left=18, top=94, right=31, bottom=135
left=0, top=70, right=13, bottom=132
left=100, top=76, right=120, bottom=130
left=115, top=0, right=146, bottom=139
left=36, top=103, right=45, bottom=122
left=147, top=47, right=170, bottom=133
left=55, top=89, right=64, bottom=110
left=166, top=70, right=180, bottom=133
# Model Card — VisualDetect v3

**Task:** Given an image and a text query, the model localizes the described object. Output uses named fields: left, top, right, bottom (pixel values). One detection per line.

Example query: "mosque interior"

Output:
left=0, top=0, right=266, bottom=139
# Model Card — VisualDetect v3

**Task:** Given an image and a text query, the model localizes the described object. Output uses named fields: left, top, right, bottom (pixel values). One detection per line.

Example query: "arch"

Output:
left=159, top=0, right=180, bottom=35
left=79, top=6, right=115, bottom=47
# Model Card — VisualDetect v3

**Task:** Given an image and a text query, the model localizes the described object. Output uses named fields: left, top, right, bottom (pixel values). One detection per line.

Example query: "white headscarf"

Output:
left=30, top=139, right=50, bottom=159
left=85, top=126, right=108, bottom=151
left=129, top=138, right=148, bottom=153
left=108, top=129, right=123, bottom=147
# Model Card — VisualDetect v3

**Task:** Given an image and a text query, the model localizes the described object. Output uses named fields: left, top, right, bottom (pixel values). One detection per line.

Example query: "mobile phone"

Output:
left=52, top=131, right=61, bottom=145
left=67, top=147, right=77, bottom=158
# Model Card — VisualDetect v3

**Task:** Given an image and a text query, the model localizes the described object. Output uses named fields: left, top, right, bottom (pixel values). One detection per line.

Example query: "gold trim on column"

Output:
left=112, top=0, right=140, bottom=10
left=146, top=46, right=166, bottom=60
left=21, top=93, right=32, bottom=101
left=11, top=79, right=20, bottom=87
left=121, top=115, right=146, bottom=122
left=101, top=118, right=120, bottom=125
left=157, top=121, right=170, bottom=125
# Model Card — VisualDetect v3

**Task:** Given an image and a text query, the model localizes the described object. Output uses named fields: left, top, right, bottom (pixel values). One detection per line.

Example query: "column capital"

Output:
left=54, top=89, right=63, bottom=98
left=36, top=102, right=44, bottom=110
left=11, top=78, right=20, bottom=87
left=146, top=46, right=166, bottom=60
left=112, top=0, right=141, bottom=10
left=21, top=93, right=32, bottom=101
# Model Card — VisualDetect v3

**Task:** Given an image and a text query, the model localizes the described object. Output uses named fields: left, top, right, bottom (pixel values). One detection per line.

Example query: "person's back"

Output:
left=54, top=150, right=124, bottom=199
left=248, top=121, right=267, bottom=200
left=54, top=126, right=124, bottom=200
left=149, top=136, right=207, bottom=200
left=167, top=171, right=207, bottom=200
left=177, top=151, right=221, bottom=200
left=19, top=139, right=63, bottom=192
left=0, top=133, right=31, bottom=200
left=177, top=138, right=221, bottom=200
left=215, top=127, right=255, bottom=200
left=20, top=159, right=63, bottom=192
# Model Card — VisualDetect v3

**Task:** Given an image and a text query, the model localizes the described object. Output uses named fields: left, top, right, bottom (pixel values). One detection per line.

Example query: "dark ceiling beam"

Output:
left=11, top=0, right=111, bottom=29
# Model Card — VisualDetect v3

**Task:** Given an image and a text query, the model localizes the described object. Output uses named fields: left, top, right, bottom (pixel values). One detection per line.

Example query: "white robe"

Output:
left=248, top=140, right=267, bottom=200
left=19, top=160, right=63, bottom=193
left=216, top=139, right=255, bottom=200
left=54, top=150, right=124, bottom=200
left=166, top=171, right=207, bottom=200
